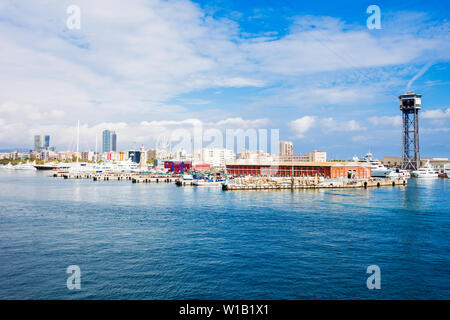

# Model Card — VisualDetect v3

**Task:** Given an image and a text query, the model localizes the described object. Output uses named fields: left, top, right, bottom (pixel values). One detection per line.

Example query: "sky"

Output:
left=0, top=0, right=449, bottom=159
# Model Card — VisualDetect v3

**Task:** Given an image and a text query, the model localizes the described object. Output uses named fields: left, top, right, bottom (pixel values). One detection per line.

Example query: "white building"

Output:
left=279, top=151, right=327, bottom=163
left=309, top=151, right=327, bottom=162
left=193, top=148, right=236, bottom=168
left=81, top=151, right=95, bottom=162
left=279, top=141, right=293, bottom=156
left=237, top=149, right=275, bottom=163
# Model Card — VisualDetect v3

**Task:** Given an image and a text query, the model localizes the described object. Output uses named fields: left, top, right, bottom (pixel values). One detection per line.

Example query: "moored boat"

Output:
left=387, top=168, right=410, bottom=179
left=193, top=179, right=223, bottom=187
left=357, top=153, right=392, bottom=178
left=412, top=161, right=439, bottom=178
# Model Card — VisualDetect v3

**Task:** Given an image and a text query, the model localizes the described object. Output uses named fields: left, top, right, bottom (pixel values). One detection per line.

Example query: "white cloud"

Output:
left=369, top=116, right=402, bottom=126
left=321, top=118, right=365, bottom=132
left=290, top=116, right=365, bottom=138
left=422, top=108, right=450, bottom=119
left=214, top=117, right=268, bottom=128
left=290, top=116, right=317, bottom=138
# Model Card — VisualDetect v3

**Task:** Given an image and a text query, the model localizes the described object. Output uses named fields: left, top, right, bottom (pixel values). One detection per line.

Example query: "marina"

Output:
left=43, top=166, right=410, bottom=190
left=0, top=169, right=448, bottom=300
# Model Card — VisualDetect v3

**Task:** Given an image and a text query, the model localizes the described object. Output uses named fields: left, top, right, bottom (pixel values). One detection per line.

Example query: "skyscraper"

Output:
left=102, top=130, right=111, bottom=153
left=111, top=131, right=117, bottom=152
left=102, top=130, right=117, bottom=153
left=34, top=135, right=50, bottom=152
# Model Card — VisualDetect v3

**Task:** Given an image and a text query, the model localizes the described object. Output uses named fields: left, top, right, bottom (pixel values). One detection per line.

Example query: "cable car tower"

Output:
left=399, top=92, right=421, bottom=170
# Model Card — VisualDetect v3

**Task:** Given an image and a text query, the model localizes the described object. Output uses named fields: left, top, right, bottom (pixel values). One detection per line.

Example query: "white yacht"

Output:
left=412, top=161, right=439, bottom=178
left=445, top=164, right=450, bottom=179
left=358, top=153, right=392, bottom=178
left=387, top=168, right=410, bottom=179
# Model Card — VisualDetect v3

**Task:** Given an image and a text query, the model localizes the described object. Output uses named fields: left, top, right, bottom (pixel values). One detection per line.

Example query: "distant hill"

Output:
left=0, top=148, right=32, bottom=153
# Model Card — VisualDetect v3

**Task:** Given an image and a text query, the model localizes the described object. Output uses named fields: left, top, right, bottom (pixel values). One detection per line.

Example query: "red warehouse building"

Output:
left=226, top=162, right=371, bottom=179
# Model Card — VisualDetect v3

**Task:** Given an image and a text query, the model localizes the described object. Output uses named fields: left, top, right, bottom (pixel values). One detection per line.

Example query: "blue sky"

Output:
left=0, top=0, right=449, bottom=159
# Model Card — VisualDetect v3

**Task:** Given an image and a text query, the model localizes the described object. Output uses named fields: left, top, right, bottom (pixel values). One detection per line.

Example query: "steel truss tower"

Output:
left=399, top=92, right=421, bottom=170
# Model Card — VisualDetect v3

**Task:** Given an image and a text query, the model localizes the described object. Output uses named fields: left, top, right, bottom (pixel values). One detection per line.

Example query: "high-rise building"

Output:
left=278, top=140, right=293, bottom=156
left=34, top=135, right=50, bottom=152
left=102, top=130, right=117, bottom=153
left=102, top=130, right=111, bottom=153
left=111, top=131, right=117, bottom=152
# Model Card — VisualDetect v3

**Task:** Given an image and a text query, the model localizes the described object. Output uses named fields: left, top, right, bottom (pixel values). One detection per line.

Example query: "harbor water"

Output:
left=0, top=170, right=449, bottom=299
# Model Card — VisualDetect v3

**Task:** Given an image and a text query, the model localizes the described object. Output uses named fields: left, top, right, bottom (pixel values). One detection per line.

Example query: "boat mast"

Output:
left=76, top=120, right=80, bottom=163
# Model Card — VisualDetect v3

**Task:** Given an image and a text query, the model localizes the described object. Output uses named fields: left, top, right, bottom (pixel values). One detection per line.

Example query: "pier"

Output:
left=222, top=176, right=407, bottom=191
left=49, top=171, right=408, bottom=190
left=51, top=171, right=180, bottom=183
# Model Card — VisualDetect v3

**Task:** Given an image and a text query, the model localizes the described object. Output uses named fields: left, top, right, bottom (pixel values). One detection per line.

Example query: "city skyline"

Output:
left=0, top=1, right=449, bottom=159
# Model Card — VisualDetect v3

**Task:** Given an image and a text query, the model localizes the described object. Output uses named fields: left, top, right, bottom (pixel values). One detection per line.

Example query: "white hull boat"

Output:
left=388, top=168, right=410, bottom=179
left=193, top=180, right=223, bottom=187
left=412, top=161, right=439, bottom=178
left=357, top=153, right=392, bottom=178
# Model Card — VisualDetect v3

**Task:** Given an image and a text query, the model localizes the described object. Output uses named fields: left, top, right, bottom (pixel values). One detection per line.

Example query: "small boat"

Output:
left=193, top=179, right=223, bottom=187
left=387, top=168, right=410, bottom=179
left=412, top=161, right=439, bottom=178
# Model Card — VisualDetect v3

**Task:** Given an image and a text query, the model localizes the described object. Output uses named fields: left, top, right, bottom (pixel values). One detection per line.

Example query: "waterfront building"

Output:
left=226, top=162, right=370, bottom=179
left=40, top=150, right=50, bottom=161
left=192, top=148, right=236, bottom=168
left=139, top=146, right=147, bottom=168
left=164, top=160, right=192, bottom=173
left=279, top=141, right=293, bottom=156
left=128, top=150, right=141, bottom=163
left=81, top=151, right=95, bottom=162
left=102, top=151, right=119, bottom=161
